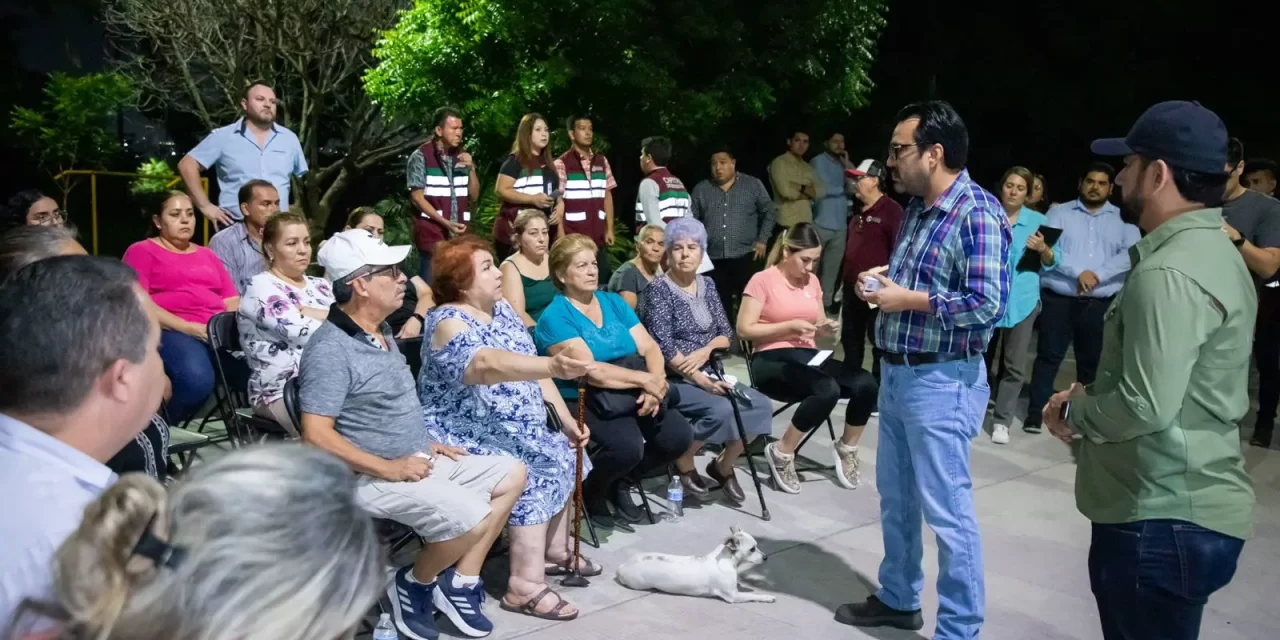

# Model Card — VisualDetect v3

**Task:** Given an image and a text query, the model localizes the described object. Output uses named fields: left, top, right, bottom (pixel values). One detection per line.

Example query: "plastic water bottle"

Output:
left=373, top=613, right=398, bottom=640
left=666, top=476, right=684, bottom=522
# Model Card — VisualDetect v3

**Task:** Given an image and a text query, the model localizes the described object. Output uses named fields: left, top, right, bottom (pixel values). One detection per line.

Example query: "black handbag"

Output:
left=585, top=353, right=671, bottom=419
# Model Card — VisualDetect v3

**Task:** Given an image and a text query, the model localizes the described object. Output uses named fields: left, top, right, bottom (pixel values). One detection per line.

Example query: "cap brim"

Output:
left=845, top=169, right=868, bottom=177
left=372, top=244, right=412, bottom=267
left=1090, top=137, right=1133, bottom=157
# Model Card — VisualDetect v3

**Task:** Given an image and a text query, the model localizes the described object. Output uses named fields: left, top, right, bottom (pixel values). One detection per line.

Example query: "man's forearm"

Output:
left=177, top=156, right=212, bottom=207
left=468, top=167, right=480, bottom=204
left=1241, top=242, right=1280, bottom=280
left=409, top=190, right=449, bottom=225
left=302, top=423, right=391, bottom=478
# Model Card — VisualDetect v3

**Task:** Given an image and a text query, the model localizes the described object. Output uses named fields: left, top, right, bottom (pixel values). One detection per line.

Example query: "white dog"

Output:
left=614, top=526, right=774, bottom=604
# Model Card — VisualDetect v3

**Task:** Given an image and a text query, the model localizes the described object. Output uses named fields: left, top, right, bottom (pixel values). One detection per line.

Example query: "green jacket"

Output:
left=1068, top=208, right=1256, bottom=540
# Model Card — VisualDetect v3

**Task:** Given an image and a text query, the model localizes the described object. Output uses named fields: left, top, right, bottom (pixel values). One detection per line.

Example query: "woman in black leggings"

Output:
left=737, top=223, right=877, bottom=493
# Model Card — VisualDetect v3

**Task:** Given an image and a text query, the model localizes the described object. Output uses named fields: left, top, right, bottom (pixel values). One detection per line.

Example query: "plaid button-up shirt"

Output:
left=875, top=169, right=1011, bottom=355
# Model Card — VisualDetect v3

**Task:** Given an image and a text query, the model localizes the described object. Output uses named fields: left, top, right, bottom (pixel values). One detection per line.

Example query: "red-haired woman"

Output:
left=493, top=113, right=560, bottom=260
left=417, top=236, right=596, bottom=621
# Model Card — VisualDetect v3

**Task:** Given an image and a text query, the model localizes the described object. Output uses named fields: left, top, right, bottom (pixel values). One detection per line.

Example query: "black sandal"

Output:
left=499, top=586, right=580, bottom=621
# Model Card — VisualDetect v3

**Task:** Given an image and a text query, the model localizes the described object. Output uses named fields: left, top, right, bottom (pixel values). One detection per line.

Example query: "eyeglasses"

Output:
left=367, top=264, right=401, bottom=279
left=30, top=209, right=64, bottom=226
left=886, top=142, right=920, bottom=160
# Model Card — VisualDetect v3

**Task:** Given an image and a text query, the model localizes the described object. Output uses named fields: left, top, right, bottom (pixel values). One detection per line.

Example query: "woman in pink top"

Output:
left=737, top=222, right=877, bottom=495
left=123, top=191, right=241, bottom=423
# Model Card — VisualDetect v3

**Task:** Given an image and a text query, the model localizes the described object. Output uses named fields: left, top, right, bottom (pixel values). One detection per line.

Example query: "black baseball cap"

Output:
left=1090, top=101, right=1229, bottom=175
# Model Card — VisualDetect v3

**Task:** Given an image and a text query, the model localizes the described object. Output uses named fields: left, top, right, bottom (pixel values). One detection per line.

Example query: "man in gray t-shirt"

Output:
left=298, top=229, right=523, bottom=639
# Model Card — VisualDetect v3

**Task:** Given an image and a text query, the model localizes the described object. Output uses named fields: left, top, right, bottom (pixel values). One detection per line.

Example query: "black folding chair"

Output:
left=709, top=350, right=771, bottom=521
left=397, top=335, right=424, bottom=380
left=739, top=339, right=837, bottom=477
left=207, top=312, right=294, bottom=445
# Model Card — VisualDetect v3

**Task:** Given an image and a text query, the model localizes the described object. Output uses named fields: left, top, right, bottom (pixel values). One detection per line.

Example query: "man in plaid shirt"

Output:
left=837, top=101, right=1010, bottom=640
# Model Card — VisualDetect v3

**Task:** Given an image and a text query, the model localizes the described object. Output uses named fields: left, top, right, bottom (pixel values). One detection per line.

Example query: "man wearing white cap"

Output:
left=840, top=159, right=903, bottom=382
left=299, top=229, right=528, bottom=640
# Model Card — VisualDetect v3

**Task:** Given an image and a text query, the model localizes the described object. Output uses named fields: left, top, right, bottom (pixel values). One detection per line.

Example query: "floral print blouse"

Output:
left=237, top=272, right=334, bottom=407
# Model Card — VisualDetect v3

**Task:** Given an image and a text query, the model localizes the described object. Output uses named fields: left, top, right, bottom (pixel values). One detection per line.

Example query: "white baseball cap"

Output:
left=317, top=229, right=411, bottom=282
left=845, top=159, right=886, bottom=178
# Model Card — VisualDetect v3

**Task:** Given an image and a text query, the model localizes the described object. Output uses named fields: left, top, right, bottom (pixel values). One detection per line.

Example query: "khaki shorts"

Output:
left=354, top=454, right=518, bottom=543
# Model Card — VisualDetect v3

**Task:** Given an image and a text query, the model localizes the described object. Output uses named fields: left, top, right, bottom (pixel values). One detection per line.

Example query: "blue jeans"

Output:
left=418, top=250, right=433, bottom=282
left=159, top=329, right=217, bottom=423
left=876, top=357, right=989, bottom=640
left=1089, top=520, right=1244, bottom=640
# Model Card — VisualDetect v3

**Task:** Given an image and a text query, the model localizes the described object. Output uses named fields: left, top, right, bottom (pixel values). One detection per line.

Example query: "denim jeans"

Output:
left=1089, top=519, right=1245, bottom=640
left=159, top=329, right=217, bottom=423
left=876, top=357, right=988, bottom=640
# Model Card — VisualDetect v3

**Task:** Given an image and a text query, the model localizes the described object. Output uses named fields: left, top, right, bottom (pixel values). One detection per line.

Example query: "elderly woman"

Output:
left=534, top=234, right=694, bottom=531
left=17, top=445, right=384, bottom=640
left=123, top=191, right=241, bottom=424
left=737, top=222, right=878, bottom=494
left=500, top=209, right=557, bottom=327
left=418, top=236, right=595, bottom=621
left=1, top=189, right=64, bottom=234
left=607, top=223, right=663, bottom=311
left=642, top=218, right=774, bottom=505
left=343, top=207, right=435, bottom=337
left=237, top=213, right=334, bottom=436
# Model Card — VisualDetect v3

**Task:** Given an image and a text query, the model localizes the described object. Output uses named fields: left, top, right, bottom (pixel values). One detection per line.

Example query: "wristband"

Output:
left=411, top=312, right=425, bottom=324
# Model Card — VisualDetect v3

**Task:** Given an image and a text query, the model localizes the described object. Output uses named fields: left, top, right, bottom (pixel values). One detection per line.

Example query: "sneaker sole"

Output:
left=834, top=610, right=925, bottom=631
left=831, top=447, right=860, bottom=490
left=387, top=578, right=439, bottom=640
left=434, top=586, right=492, bottom=638
left=765, top=445, right=801, bottom=494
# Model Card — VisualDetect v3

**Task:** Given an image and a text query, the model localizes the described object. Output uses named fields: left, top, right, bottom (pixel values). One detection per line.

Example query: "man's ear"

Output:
left=101, top=359, right=133, bottom=404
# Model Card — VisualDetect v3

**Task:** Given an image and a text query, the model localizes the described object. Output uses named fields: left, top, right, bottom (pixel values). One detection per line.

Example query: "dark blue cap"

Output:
left=1090, top=101, right=1229, bottom=175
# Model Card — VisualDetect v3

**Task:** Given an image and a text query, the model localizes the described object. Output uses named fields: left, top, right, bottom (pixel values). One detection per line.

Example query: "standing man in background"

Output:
left=406, top=106, right=479, bottom=282
left=812, top=132, right=855, bottom=311
left=554, top=115, right=617, bottom=285
left=1023, top=163, right=1140, bottom=435
left=1243, top=158, right=1277, bottom=196
left=690, top=147, right=777, bottom=322
left=179, top=82, right=307, bottom=228
left=635, top=136, right=691, bottom=231
left=1221, top=138, right=1280, bottom=448
left=769, top=130, right=822, bottom=232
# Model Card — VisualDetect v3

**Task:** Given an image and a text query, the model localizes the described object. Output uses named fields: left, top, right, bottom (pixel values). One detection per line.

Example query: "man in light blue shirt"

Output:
left=811, top=132, right=854, bottom=309
left=0, top=257, right=166, bottom=633
left=179, top=82, right=308, bottom=227
left=1023, top=162, right=1140, bottom=434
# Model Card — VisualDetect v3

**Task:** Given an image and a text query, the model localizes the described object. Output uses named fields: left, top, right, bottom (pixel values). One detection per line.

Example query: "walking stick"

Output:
left=559, top=376, right=590, bottom=588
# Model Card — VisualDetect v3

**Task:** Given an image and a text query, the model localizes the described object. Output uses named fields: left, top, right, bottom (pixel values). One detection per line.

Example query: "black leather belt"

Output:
left=881, top=351, right=974, bottom=366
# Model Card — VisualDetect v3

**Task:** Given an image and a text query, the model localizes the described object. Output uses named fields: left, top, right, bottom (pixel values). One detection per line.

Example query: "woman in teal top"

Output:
left=987, top=166, right=1059, bottom=445
left=534, top=234, right=692, bottom=532
left=501, top=209, right=559, bottom=327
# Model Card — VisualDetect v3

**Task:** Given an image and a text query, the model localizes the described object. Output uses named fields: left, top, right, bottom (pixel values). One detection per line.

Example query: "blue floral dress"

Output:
left=419, top=300, right=589, bottom=526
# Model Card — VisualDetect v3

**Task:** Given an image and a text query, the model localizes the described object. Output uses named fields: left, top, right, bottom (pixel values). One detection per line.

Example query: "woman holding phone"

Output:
left=495, top=113, right=560, bottom=260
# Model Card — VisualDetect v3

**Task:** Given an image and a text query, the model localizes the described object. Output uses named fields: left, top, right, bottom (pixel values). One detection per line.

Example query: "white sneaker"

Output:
left=991, top=424, right=1010, bottom=445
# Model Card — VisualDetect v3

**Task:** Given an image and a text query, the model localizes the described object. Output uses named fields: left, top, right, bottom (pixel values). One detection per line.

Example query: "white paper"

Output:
left=807, top=350, right=833, bottom=367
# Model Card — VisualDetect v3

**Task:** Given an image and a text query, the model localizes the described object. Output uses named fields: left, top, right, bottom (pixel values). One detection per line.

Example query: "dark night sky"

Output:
left=2, top=0, right=1274, bottom=219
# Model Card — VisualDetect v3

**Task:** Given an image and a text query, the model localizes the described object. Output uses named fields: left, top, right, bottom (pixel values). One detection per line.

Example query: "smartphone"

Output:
left=1059, top=401, right=1071, bottom=422
left=861, top=276, right=883, bottom=293
left=729, top=382, right=754, bottom=406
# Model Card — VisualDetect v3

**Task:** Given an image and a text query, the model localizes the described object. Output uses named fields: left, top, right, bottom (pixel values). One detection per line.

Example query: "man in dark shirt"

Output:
left=690, top=147, right=777, bottom=322
left=840, top=159, right=903, bottom=381
left=1222, top=138, right=1280, bottom=447
left=1243, top=158, right=1277, bottom=197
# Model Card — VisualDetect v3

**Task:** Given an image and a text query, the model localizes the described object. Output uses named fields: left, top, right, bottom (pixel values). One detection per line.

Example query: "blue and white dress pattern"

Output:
left=419, top=300, right=589, bottom=526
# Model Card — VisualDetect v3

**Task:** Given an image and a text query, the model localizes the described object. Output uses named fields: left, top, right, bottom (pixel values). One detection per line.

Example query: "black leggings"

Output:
left=583, top=398, right=693, bottom=511
left=749, top=347, right=878, bottom=431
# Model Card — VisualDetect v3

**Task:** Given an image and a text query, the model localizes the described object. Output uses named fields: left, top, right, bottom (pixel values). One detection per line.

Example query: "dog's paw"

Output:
left=760, top=595, right=777, bottom=603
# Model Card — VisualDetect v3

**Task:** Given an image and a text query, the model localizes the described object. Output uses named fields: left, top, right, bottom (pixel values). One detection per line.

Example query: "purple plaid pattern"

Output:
left=874, top=169, right=1011, bottom=355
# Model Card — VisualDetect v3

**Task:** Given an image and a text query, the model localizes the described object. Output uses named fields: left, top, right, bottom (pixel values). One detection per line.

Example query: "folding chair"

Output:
left=739, top=338, right=837, bottom=476
left=207, top=312, right=294, bottom=445
left=709, top=350, right=771, bottom=521
left=397, top=335, right=424, bottom=380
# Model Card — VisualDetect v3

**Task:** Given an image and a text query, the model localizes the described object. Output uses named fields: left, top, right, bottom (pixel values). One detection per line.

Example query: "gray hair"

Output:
left=663, top=217, right=707, bottom=253
left=49, top=444, right=384, bottom=640
left=0, top=224, right=80, bottom=281
left=0, top=256, right=149, bottom=415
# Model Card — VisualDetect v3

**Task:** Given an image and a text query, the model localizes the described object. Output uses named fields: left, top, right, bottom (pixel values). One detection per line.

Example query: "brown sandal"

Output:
left=544, top=556, right=603, bottom=577
left=499, top=586, right=579, bottom=621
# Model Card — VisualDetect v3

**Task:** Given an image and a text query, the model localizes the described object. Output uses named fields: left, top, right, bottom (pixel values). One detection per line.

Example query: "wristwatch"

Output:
left=1232, top=235, right=1246, bottom=248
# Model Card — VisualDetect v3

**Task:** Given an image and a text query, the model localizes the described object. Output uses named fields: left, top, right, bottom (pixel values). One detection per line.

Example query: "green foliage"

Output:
left=373, top=194, right=422, bottom=276
left=9, top=72, right=136, bottom=187
left=365, top=0, right=888, bottom=165
left=130, top=158, right=177, bottom=196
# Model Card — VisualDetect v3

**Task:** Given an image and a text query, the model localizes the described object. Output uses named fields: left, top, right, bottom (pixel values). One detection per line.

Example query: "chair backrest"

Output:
left=397, top=336, right=424, bottom=380
left=206, top=311, right=241, bottom=355
left=283, top=375, right=302, bottom=432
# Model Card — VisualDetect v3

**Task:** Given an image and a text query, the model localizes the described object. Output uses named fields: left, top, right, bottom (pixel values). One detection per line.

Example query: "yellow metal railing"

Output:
left=52, top=170, right=211, bottom=255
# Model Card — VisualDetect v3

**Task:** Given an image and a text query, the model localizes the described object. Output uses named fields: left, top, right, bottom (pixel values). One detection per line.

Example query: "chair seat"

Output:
left=168, top=427, right=211, bottom=454
left=234, top=408, right=292, bottom=436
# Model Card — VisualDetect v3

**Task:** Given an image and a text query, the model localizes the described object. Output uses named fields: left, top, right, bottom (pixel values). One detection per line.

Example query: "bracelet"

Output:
left=411, top=312, right=425, bottom=324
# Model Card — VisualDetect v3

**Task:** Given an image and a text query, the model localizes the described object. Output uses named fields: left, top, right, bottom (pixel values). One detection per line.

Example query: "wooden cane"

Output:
left=559, top=377, right=590, bottom=588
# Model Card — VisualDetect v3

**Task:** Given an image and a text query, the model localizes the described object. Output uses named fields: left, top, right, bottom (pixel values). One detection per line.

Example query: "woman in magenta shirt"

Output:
left=123, top=191, right=240, bottom=422
left=736, top=222, right=877, bottom=495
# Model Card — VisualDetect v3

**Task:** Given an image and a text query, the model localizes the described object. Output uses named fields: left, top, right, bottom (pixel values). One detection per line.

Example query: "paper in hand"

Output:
left=807, top=350, right=834, bottom=367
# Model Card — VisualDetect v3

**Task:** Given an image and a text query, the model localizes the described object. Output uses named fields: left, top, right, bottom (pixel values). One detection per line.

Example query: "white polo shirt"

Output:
left=0, top=413, right=115, bottom=630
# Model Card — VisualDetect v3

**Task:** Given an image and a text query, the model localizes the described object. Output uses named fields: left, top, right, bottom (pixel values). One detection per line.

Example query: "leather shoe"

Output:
left=677, top=468, right=711, bottom=500
left=1251, top=425, right=1273, bottom=448
left=705, top=461, right=745, bottom=505
left=611, top=484, right=644, bottom=523
left=588, top=502, right=634, bottom=533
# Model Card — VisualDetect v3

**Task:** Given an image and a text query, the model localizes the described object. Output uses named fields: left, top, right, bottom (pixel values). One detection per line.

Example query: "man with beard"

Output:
left=839, top=101, right=1010, bottom=640
left=180, top=82, right=308, bottom=227
left=1044, top=100, right=1255, bottom=640
left=690, top=147, right=777, bottom=321
left=1022, top=162, right=1140, bottom=435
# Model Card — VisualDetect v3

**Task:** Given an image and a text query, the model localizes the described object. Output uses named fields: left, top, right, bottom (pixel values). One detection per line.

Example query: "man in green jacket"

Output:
left=1045, top=101, right=1256, bottom=640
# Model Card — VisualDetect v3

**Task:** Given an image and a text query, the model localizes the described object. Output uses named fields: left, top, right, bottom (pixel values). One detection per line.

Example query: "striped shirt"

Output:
left=874, top=169, right=1011, bottom=355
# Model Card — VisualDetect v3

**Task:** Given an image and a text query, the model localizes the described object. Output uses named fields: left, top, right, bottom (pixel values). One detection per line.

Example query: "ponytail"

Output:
left=767, top=222, right=822, bottom=268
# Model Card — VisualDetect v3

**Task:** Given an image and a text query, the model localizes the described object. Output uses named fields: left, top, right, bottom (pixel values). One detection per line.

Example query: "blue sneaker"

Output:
left=388, top=566, right=440, bottom=640
left=434, top=568, right=494, bottom=637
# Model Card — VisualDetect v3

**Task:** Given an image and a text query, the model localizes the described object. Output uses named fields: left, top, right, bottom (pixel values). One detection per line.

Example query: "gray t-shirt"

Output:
left=1223, top=190, right=1280, bottom=281
left=298, top=319, right=431, bottom=460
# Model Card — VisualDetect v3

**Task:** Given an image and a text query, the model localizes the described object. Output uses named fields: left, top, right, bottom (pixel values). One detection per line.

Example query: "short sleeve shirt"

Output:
left=1224, top=190, right=1280, bottom=283
left=123, top=239, right=237, bottom=324
left=187, top=119, right=307, bottom=214
left=743, top=266, right=823, bottom=352
left=534, top=292, right=640, bottom=399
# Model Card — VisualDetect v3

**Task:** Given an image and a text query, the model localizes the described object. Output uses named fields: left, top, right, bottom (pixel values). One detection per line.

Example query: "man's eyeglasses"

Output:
left=343, top=263, right=401, bottom=284
left=886, top=142, right=920, bottom=160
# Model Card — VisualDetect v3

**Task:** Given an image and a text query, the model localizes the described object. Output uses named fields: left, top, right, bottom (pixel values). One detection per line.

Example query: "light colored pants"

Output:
left=254, top=399, right=298, bottom=438
left=815, top=224, right=846, bottom=308
left=355, top=454, right=519, bottom=543
left=877, top=358, right=988, bottom=639
left=989, top=302, right=1040, bottom=424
